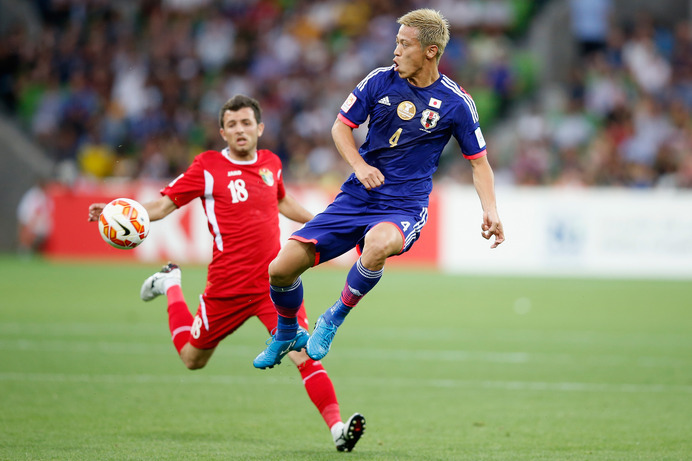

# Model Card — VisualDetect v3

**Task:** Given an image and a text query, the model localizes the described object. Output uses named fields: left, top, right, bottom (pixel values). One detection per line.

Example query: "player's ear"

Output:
left=257, top=122, right=265, bottom=138
left=219, top=127, right=226, bottom=142
left=426, top=45, right=438, bottom=60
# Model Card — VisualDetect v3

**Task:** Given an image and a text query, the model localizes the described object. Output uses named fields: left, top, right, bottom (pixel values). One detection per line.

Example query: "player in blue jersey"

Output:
left=254, top=8, right=504, bottom=368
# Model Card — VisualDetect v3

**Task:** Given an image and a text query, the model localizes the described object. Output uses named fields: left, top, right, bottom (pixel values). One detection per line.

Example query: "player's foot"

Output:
left=140, top=263, right=181, bottom=301
left=253, top=328, right=309, bottom=369
left=333, top=413, right=366, bottom=452
left=306, top=315, right=339, bottom=360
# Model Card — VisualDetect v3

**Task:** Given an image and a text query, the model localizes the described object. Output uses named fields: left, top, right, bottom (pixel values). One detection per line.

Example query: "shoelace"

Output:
left=263, top=327, right=278, bottom=346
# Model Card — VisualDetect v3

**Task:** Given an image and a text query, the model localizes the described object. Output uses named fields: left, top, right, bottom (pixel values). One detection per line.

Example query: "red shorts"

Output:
left=188, top=292, right=310, bottom=350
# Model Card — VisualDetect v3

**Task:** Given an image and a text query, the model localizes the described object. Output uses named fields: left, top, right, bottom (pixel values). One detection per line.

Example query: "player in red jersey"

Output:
left=87, top=95, right=365, bottom=452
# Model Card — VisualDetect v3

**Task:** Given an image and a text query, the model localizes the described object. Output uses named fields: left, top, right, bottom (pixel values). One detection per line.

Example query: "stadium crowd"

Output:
left=492, top=7, right=692, bottom=188
left=0, top=0, right=538, bottom=186
left=1, top=0, right=691, bottom=189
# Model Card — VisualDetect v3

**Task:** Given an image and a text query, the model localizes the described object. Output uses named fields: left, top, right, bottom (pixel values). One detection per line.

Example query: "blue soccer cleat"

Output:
left=306, top=315, right=339, bottom=360
left=253, top=328, right=309, bottom=369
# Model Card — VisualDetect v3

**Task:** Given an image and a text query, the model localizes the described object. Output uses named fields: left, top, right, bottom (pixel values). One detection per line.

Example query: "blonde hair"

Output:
left=397, top=9, right=450, bottom=63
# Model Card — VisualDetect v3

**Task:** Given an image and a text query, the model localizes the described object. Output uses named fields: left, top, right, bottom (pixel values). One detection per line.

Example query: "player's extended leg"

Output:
left=287, top=350, right=366, bottom=451
left=178, top=342, right=215, bottom=369
left=140, top=263, right=215, bottom=370
left=307, top=223, right=403, bottom=360
left=253, top=240, right=315, bottom=369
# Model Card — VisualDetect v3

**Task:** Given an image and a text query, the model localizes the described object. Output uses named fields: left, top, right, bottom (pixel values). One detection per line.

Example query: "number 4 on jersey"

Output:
left=389, top=128, right=402, bottom=147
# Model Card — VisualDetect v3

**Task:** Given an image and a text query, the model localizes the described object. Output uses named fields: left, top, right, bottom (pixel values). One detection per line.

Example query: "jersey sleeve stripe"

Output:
left=337, top=113, right=359, bottom=128
left=463, top=148, right=487, bottom=160
left=356, top=65, right=395, bottom=91
left=441, top=76, right=479, bottom=123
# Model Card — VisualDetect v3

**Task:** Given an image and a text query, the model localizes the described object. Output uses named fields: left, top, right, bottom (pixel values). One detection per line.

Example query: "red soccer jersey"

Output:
left=161, top=148, right=285, bottom=297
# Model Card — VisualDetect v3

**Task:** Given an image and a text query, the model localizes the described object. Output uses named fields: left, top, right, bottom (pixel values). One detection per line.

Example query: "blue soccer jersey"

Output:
left=337, top=65, right=487, bottom=208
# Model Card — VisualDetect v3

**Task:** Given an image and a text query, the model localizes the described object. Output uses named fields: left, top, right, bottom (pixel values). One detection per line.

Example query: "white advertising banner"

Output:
left=439, top=185, right=692, bottom=279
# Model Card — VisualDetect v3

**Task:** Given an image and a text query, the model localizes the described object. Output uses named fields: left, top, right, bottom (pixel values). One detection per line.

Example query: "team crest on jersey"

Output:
left=397, top=101, right=416, bottom=120
left=420, top=109, right=440, bottom=129
left=259, top=168, right=274, bottom=186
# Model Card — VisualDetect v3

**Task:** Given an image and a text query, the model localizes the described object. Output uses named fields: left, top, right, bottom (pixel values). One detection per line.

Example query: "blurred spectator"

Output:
left=16, top=179, right=54, bottom=257
left=194, top=16, right=236, bottom=72
left=623, top=21, right=672, bottom=96
left=78, top=122, right=117, bottom=178
left=569, top=0, right=613, bottom=58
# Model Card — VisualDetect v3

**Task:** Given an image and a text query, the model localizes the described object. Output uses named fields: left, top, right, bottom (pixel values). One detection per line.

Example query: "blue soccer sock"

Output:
left=271, top=278, right=303, bottom=341
left=322, top=258, right=383, bottom=326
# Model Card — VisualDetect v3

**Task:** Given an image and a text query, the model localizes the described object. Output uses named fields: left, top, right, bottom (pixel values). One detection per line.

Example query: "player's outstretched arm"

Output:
left=279, top=195, right=314, bottom=224
left=88, top=196, right=176, bottom=223
left=469, top=156, right=505, bottom=248
left=332, top=118, right=384, bottom=190
left=142, top=196, right=177, bottom=222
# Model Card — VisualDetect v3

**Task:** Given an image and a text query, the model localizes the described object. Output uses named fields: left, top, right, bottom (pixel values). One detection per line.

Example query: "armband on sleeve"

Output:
left=337, top=113, right=359, bottom=129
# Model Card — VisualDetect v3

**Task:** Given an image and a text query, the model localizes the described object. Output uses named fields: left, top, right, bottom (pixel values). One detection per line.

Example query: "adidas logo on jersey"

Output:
left=377, top=96, right=391, bottom=106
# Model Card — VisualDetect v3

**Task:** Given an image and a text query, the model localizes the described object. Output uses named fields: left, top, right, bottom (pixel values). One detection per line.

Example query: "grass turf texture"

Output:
left=1, top=255, right=691, bottom=460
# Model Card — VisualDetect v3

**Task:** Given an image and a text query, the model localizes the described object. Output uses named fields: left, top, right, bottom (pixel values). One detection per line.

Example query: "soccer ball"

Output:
left=98, top=198, right=150, bottom=249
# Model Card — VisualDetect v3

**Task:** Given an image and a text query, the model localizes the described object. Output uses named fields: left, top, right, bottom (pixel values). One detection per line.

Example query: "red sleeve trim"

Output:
left=463, top=149, right=487, bottom=160
left=337, top=113, right=359, bottom=129
left=288, top=235, right=320, bottom=266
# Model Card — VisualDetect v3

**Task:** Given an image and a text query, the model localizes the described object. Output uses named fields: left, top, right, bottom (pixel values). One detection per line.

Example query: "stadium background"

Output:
left=2, top=0, right=692, bottom=278
left=2, top=2, right=692, bottom=460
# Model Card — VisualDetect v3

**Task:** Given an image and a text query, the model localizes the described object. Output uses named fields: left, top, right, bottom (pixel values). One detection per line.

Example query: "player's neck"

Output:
left=224, top=147, right=258, bottom=164
left=406, top=66, right=440, bottom=88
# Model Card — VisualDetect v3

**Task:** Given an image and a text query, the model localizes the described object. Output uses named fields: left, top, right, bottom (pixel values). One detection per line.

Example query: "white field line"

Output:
left=1, top=371, right=691, bottom=394
left=3, top=323, right=690, bottom=347
left=0, top=338, right=690, bottom=369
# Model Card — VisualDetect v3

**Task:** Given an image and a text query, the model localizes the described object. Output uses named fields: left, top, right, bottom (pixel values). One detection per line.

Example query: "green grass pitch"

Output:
left=1, top=255, right=691, bottom=460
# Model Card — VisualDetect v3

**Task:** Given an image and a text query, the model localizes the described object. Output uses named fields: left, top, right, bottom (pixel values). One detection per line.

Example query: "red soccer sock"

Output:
left=166, top=285, right=193, bottom=354
left=298, top=359, right=342, bottom=429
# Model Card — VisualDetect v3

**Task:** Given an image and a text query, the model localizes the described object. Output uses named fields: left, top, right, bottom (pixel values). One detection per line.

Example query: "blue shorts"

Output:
left=291, top=192, right=429, bottom=265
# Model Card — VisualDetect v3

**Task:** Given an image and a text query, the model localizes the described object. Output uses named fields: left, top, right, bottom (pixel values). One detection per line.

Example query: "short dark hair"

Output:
left=219, top=95, right=262, bottom=128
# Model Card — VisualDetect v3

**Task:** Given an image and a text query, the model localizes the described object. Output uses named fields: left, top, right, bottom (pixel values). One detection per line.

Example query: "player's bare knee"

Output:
left=362, top=225, right=402, bottom=267
left=268, top=259, right=295, bottom=286
left=179, top=345, right=212, bottom=370
left=268, top=241, right=314, bottom=286
left=182, top=356, right=207, bottom=370
left=361, top=243, right=389, bottom=268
